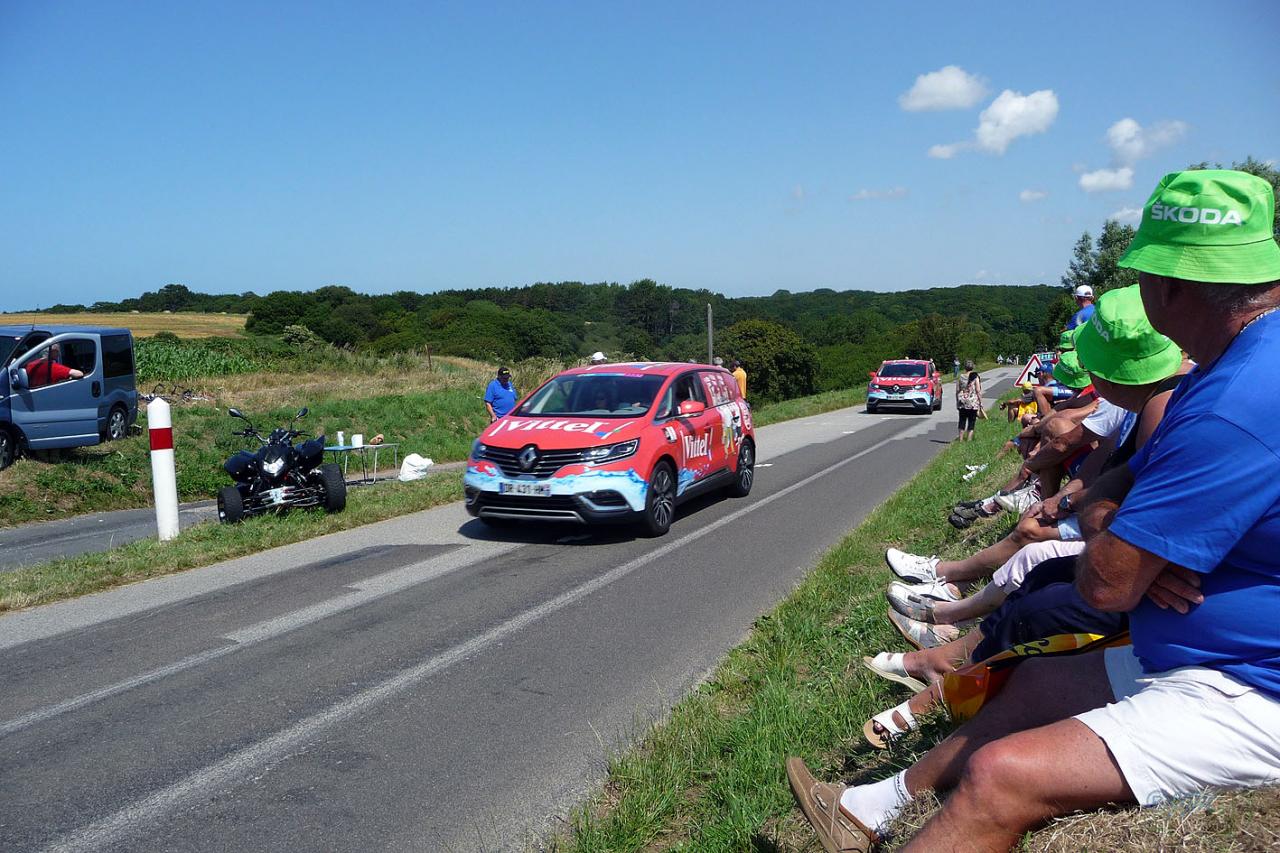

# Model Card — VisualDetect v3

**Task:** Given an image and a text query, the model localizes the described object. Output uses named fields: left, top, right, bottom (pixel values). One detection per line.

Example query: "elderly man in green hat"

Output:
left=786, top=169, right=1280, bottom=852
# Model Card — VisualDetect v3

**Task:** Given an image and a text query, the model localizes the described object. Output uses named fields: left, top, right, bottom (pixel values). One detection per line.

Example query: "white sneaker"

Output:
left=892, top=579, right=960, bottom=603
left=885, top=548, right=940, bottom=583
left=995, top=483, right=1040, bottom=514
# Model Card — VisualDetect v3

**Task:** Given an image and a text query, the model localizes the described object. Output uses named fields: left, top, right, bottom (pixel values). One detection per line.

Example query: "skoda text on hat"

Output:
left=1074, top=285, right=1181, bottom=385
left=1118, top=169, right=1280, bottom=284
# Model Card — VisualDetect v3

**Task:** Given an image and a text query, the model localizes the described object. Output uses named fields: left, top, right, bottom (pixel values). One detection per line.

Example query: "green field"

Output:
left=0, top=311, right=248, bottom=338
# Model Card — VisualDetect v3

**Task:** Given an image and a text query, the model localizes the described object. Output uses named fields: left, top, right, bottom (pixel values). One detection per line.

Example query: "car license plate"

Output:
left=499, top=482, right=552, bottom=497
left=887, top=393, right=904, bottom=399
left=267, top=487, right=286, bottom=504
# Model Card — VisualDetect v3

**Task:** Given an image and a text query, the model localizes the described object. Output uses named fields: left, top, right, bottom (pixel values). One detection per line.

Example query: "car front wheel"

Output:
left=642, top=460, right=677, bottom=537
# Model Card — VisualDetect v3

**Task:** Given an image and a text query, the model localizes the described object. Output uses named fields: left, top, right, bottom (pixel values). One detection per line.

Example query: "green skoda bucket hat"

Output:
left=1052, top=349, right=1091, bottom=389
left=1057, top=329, right=1075, bottom=351
left=1074, top=285, right=1181, bottom=385
left=1119, top=169, right=1280, bottom=284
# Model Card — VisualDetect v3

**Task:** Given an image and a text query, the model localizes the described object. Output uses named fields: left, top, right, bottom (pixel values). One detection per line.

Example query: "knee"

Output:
left=959, top=739, right=1040, bottom=814
left=1014, top=517, right=1046, bottom=542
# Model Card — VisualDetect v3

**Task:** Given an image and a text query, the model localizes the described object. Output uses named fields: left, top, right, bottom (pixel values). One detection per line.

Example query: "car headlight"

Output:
left=471, top=440, right=487, bottom=459
left=262, top=457, right=285, bottom=476
left=582, top=439, right=639, bottom=464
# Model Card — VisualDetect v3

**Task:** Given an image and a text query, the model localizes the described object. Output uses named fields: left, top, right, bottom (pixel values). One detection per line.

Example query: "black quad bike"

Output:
left=217, top=407, right=346, bottom=523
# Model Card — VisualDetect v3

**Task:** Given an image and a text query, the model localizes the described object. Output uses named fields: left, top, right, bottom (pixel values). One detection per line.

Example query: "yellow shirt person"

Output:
left=731, top=360, right=747, bottom=399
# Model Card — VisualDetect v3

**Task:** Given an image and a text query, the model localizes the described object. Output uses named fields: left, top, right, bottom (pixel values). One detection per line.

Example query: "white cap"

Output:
left=1073, top=285, right=1094, bottom=299
left=589, top=351, right=606, bottom=363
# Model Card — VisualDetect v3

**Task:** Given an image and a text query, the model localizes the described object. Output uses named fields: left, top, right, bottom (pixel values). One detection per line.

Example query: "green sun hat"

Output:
left=1057, top=329, right=1075, bottom=351
left=1074, top=285, right=1181, bottom=385
left=1052, top=349, right=1091, bottom=389
left=1119, top=169, right=1280, bottom=284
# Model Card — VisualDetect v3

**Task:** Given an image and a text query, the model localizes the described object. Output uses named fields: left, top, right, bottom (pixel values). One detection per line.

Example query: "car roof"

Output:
left=0, top=324, right=132, bottom=335
left=556, top=361, right=725, bottom=378
left=879, top=359, right=930, bottom=366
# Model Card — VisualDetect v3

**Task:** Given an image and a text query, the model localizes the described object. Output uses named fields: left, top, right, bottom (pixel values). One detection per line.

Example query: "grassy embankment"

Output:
left=553, top=400, right=1277, bottom=852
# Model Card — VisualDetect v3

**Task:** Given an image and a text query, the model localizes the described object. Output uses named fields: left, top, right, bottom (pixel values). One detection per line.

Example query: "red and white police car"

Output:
left=464, top=362, right=755, bottom=536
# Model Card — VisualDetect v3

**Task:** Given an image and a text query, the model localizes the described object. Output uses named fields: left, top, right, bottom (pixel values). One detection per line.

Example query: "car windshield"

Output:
left=878, top=363, right=926, bottom=378
left=517, top=373, right=667, bottom=418
left=0, top=336, right=22, bottom=366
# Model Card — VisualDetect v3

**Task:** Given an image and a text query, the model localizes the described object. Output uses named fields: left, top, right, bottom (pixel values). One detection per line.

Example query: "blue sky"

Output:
left=2, top=1, right=1277, bottom=308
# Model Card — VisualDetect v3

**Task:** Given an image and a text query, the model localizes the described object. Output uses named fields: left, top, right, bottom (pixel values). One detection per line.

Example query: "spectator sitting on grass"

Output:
left=787, top=169, right=1280, bottom=853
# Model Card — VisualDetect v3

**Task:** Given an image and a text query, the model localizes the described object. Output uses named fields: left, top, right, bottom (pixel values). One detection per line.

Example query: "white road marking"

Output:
left=40, top=427, right=915, bottom=853
left=0, top=542, right=521, bottom=739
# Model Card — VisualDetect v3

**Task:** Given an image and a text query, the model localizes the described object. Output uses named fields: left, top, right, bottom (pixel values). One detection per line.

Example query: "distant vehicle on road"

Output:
left=217, top=407, right=346, bottom=523
left=465, top=362, right=755, bottom=536
left=0, top=325, right=138, bottom=469
left=866, top=359, right=943, bottom=414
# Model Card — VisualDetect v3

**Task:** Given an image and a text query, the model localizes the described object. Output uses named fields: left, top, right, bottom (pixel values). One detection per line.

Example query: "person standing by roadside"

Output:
left=484, top=367, right=517, bottom=422
left=1068, top=284, right=1096, bottom=329
left=956, top=359, right=982, bottom=441
left=953, top=357, right=961, bottom=380
left=731, top=359, right=748, bottom=400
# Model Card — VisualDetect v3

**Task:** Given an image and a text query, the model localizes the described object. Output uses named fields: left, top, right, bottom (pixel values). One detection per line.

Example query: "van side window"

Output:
left=21, top=339, right=93, bottom=388
left=102, top=335, right=134, bottom=379
left=60, top=339, right=98, bottom=375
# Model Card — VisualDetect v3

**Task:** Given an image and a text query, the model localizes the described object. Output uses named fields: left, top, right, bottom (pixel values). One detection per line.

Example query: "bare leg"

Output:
left=900, top=651, right=1113, bottom=799
left=936, top=537, right=1023, bottom=584
left=932, top=583, right=1008, bottom=625
left=902, top=632, right=982, bottom=682
left=904, top=718, right=1131, bottom=852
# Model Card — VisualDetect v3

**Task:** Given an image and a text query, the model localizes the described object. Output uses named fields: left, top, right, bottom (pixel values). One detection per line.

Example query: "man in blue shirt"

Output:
left=1067, top=284, right=1096, bottom=329
left=483, top=367, right=517, bottom=422
left=786, top=170, right=1280, bottom=852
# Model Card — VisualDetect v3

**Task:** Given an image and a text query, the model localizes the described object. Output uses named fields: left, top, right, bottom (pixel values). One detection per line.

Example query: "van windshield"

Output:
left=878, top=363, right=926, bottom=378
left=518, top=373, right=667, bottom=418
left=0, top=336, right=22, bottom=366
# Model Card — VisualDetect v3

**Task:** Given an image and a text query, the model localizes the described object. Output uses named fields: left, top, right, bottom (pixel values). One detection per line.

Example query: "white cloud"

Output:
left=928, top=142, right=966, bottom=159
left=1079, top=166, right=1134, bottom=192
left=1105, top=118, right=1187, bottom=166
left=850, top=186, right=909, bottom=201
left=899, top=65, right=988, bottom=111
left=1019, top=189, right=1048, bottom=203
left=1110, top=206, right=1144, bottom=224
left=974, top=89, right=1059, bottom=154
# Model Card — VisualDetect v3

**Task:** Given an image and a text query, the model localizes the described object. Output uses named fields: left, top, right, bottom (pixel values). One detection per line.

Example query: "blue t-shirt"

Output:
left=1110, top=310, right=1280, bottom=698
left=484, top=379, right=518, bottom=418
left=1067, top=303, right=1095, bottom=329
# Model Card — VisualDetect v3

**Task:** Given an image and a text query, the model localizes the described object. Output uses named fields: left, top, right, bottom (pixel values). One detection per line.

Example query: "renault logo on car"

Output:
left=518, top=445, right=539, bottom=471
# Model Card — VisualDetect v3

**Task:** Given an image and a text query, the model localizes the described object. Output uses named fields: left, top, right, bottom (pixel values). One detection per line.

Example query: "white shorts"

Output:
left=1075, top=646, right=1280, bottom=806
left=991, top=540, right=1085, bottom=592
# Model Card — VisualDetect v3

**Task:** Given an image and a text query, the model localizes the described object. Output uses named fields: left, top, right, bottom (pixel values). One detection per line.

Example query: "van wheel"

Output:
left=319, top=463, right=347, bottom=513
left=641, top=461, right=677, bottom=537
left=106, top=406, right=128, bottom=441
left=218, top=486, right=245, bottom=524
left=726, top=439, right=754, bottom=498
left=0, top=429, right=14, bottom=471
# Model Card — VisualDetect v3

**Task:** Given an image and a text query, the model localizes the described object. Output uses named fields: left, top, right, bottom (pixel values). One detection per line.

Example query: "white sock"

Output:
left=839, top=769, right=912, bottom=832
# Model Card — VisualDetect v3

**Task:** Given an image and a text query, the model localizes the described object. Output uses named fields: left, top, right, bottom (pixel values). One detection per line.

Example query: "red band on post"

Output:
left=149, top=427, right=174, bottom=451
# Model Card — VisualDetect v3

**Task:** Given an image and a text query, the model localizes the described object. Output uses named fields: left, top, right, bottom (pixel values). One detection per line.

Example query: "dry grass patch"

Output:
left=0, top=311, right=247, bottom=337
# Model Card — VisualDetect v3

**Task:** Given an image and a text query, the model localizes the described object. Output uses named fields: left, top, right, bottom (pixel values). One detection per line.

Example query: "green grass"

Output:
left=0, top=472, right=463, bottom=613
left=554, top=401, right=1017, bottom=851
left=752, top=388, right=867, bottom=427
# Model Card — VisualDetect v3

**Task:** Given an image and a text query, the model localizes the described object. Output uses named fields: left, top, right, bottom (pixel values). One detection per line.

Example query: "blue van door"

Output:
left=8, top=334, right=103, bottom=450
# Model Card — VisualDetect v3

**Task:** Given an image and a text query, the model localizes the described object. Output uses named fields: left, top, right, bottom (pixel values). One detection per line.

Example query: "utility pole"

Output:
left=706, top=303, right=713, bottom=365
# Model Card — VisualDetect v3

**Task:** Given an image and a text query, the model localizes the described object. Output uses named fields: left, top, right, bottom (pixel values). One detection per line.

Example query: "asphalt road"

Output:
left=0, top=369, right=1016, bottom=852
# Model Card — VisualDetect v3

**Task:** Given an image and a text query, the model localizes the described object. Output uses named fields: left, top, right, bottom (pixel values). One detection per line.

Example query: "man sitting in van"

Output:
left=24, top=343, right=84, bottom=388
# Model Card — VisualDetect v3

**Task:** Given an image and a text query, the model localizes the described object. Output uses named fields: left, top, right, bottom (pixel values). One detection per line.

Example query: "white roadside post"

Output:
left=148, top=397, right=180, bottom=541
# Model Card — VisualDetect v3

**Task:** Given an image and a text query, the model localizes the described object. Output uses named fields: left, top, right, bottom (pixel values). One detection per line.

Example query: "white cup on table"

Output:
left=352, top=434, right=364, bottom=448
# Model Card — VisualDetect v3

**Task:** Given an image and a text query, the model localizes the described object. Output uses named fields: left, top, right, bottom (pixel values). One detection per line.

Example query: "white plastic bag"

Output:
left=398, top=453, right=435, bottom=482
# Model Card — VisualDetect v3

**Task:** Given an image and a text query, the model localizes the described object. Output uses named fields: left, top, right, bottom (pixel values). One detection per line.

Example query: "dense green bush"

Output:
left=718, top=319, right=818, bottom=404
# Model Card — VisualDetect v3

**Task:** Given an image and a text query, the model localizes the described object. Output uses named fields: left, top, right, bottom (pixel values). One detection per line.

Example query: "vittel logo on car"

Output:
left=494, top=418, right=608, bottom=435
left=1150, top=204, right=1243, bottom=225
left=682, top=432, right=712, bottom=459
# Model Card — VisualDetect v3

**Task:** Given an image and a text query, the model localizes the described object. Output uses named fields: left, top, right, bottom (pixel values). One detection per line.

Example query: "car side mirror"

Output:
left=228, top=408, right=244, bottom=420
left=677, top=400, right=706, bottom=417
left=867, top=371, right=876, bottom=379
left=10, top=368, right=27, bottom=390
